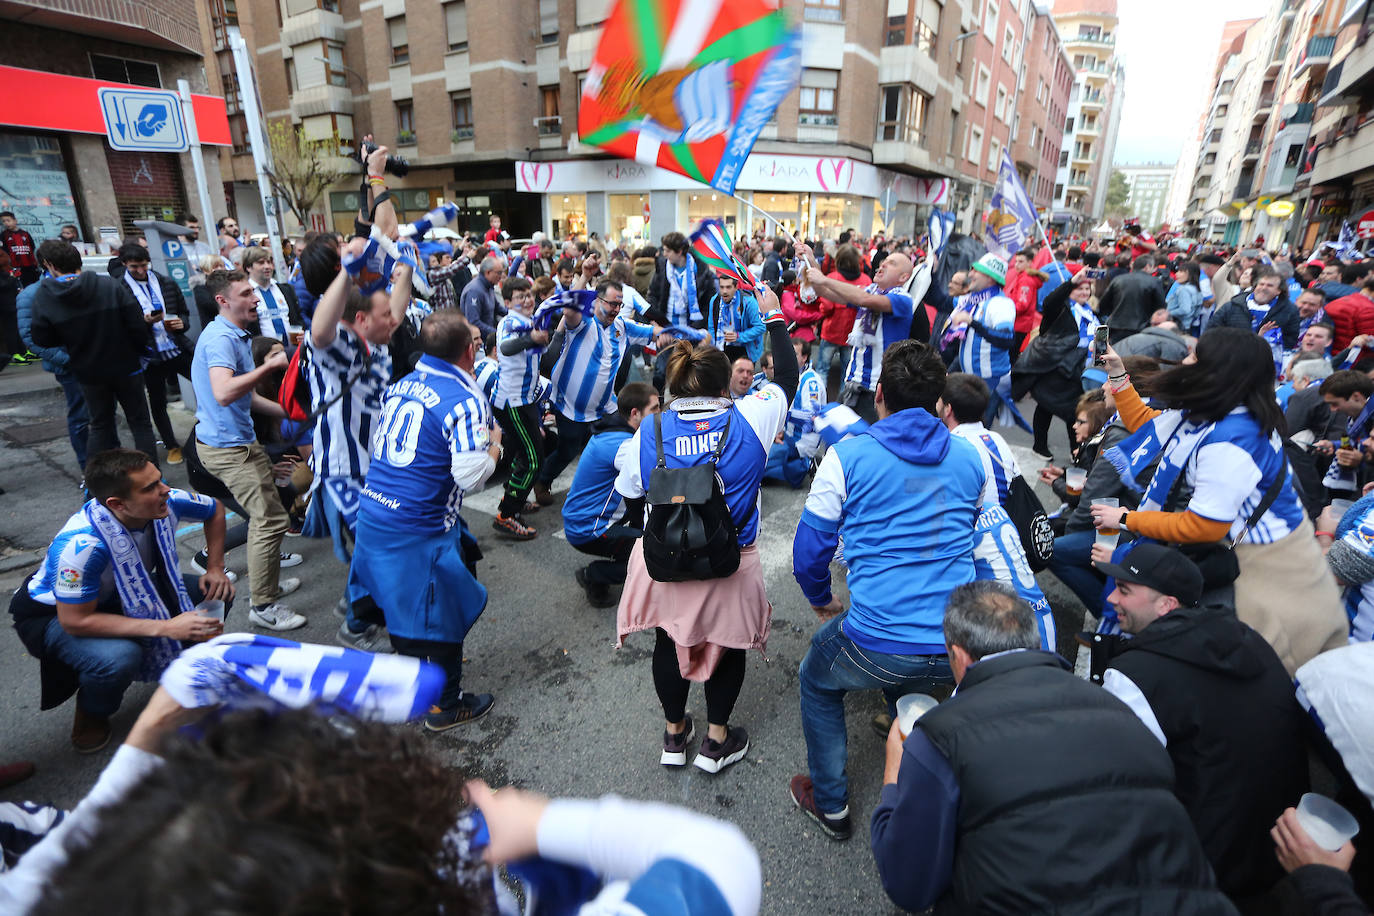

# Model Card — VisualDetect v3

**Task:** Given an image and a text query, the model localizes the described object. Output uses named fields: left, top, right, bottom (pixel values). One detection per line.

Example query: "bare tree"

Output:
left=263, top=120, right=346, bottom=230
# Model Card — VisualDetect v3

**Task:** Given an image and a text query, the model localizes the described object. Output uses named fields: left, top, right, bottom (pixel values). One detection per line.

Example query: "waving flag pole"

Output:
left=578, top=0, right=803, bottom=235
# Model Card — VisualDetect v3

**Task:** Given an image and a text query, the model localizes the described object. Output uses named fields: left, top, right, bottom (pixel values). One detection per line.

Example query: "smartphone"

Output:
left=148, top=309, right=164, bottom=320
left=1092, top=326, right=1110, bottom=365
left=1085, top=268, right=1106, bottom=280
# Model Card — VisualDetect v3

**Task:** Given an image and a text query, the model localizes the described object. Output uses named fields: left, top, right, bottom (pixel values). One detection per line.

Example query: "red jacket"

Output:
left=1004, top=268, right=1045, bottom=336
left=817, top=270, right=870, bottom=345
left=1324, top=292, right=1374, bottom=351
left=780, top=286, right=824, bottom=342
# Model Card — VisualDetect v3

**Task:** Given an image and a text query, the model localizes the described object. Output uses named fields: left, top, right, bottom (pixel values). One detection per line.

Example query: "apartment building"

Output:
left=1049, top=0, right=1124, bottom=237
left=1011, top=4, right=1074, bottom=215
left=1116, top=163, right=1173, bottom=231
left=0, top=1, right=230, bottom=244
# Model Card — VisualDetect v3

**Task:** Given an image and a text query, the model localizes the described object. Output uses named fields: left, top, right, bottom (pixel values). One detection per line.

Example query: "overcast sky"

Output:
left=1060, top=0, right=1269, bottom=166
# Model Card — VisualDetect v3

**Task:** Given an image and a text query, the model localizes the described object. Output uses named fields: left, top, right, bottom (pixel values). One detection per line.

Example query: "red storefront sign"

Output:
left=1358, top=209, right=1374, bottom=239
left=0, top=65, right=230, bottom=145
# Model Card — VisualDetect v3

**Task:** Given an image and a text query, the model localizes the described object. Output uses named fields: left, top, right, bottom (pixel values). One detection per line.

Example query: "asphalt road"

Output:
left=0, top=365, right=1090, bottom=914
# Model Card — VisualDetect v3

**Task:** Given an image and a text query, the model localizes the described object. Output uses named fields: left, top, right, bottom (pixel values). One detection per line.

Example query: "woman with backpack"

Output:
left=614, top=286, right=797, bottom=775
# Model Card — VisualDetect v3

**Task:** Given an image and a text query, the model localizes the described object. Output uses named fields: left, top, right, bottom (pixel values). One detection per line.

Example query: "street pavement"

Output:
left=0, top=360, right=1091, bottom=914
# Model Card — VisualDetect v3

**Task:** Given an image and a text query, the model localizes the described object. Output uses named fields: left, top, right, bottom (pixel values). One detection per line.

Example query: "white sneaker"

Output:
left=187, top=551, right=238, bottom=583
left=279, top=552, right=304, bottom=568
left=337, top=620, right=395, bottom=653
left=248, top=603, right=307, bottom=630
left=278, top=577, right=301, bottom=597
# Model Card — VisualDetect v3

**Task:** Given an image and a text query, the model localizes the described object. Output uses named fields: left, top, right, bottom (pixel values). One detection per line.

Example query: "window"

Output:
left=445, top=2, right=468, bottom=52
left=539, top=86, right=561, bottom=135
left=325, top=40, right=348, bottom=87
left=948, top=109, right=960, bottom=157
left=388, top=16, right=409, bottom=64
left=451, top=92, right=473, bottom=140
left=90, top=54, right=161, bottom=87
left=1003, top=25, right=1015, bottom=63
left=221, top=72, right=242, bottom=115
left=1077, top=24, right=1101, bottom=40
left=987, top=137, right=1001, bottom=172
left=208, top=0, right=238, bottom=48
left=886, top=15, right=907, bottom=47
left=995, top=85, right=1007, bottom=122
left=1216, top=104, right=1228, bottom=117
left=879, top=85, right=929, bottom=144
left=1209, top=129, right=1222, bottom=143
left=975, top=65, right=991, bottom=107
left=804, top=0, right=842, bottom=22
left=538, top=0, right=558, bottom=42
left=1055, top=182, right=1064, bottom=199
left=1059, top=149, right=1068, bottom=166
left=909, top=89, right=930, bottom=144
left=984, top=0, right=998, bottom=40
left=879, top=85, right=903, bottom=140
left=1065, top=116, right=1074, bottom=132
left=1036, top=77, right=1044, bottom=104
left=967, top=124, right=983, bottom=165
left=799, top=70, right=838, bottom=125
left=397, top=101, right=415, bottom=144
left=913, top=0, right=938, bottom=55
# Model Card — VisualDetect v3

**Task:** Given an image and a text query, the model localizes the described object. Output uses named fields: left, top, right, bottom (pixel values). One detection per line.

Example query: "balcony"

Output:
left=1079, top=91, right=1105, bottom=110
left=1072, top=149, right=1093, bottom=166
left=1322, top=35, right=1374, bottom=104
left=872, top=137, right=943, bottom=175
left=1243, top=140, right=1262, bottom=160
left=1281, top=102, right=1315, bottom=126
left=878, top=44, right=941, bottom=99
left=289, top=83, right=356, bottom=119
left=535, top=116, right=562, bottom=137
left=1253, top=95, right=1274, bottom=121
left=1066, top=34, right=1116, bottom=48
left=2, top=0, right=202, bottom=54
left=1296, top=35, right=1337, bottom=77
left=1234, top=176, right=1254, bottom=199
left=1083, top=65, right=1110, bottom=83
left=1311, top=112, right=1374, bottom=185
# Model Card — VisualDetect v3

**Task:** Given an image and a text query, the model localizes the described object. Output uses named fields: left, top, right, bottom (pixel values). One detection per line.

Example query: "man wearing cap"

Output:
left=1093, top=543, right=1309, bottom=906
left=926, top=254, right=1018, bottom=423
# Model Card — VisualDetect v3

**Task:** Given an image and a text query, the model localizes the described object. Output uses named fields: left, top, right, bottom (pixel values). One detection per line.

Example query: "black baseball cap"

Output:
left=1094, top=543, right=1204, bottom=607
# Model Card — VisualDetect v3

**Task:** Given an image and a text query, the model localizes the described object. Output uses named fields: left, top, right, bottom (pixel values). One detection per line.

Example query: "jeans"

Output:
left=538, top=413, right=591, bottom=487
left=799, top=615, right=953, bottom=814
left=55, top=369, right=90, bottom=469
left=391, top=635, right=465, bottom=709
left=814, top=340, right=851, bottom=400
left=1047, top=528, right=1107, bottom=612
left=569, top=524, right=641, bottom=585
left=42, top=572, right=233, bottom=718
left=80, top=371, right=159, bottom=465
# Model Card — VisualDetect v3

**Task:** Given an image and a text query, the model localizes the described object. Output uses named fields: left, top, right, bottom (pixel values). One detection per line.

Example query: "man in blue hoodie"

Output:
left=789, top=339, right=985, bottom=841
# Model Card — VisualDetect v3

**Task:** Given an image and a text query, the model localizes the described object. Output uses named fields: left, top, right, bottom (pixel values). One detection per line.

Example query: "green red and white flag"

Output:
left=690, top=219, right=757, bottom=292
left=578, top=0, right=800, bottom=195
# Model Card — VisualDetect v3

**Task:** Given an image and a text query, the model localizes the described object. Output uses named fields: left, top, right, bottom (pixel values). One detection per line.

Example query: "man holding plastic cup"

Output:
left=1092, top=543, right=1310, bottom=903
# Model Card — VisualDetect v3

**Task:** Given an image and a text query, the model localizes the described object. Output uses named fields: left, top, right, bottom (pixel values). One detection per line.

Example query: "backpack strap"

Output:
left=708, top=407, right=734, bottom=467
left=653, top=411, right=667, bottom=469
left=1229, top=458, right=1289, bottom=549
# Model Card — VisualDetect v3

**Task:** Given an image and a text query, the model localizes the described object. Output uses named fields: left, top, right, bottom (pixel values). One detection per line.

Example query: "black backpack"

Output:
left=983, top=442, right=1055, bottom=571
left=642, top=409, right=741, bottom=582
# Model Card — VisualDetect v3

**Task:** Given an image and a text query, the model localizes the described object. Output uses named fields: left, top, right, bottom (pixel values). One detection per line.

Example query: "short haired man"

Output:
left=460, top=256, right=504, bottom=339
left=180, top=214, right=215, bottom=274
left=926, top=253, right=1021, bottom=424
left=192, top=269, right=305, bottom=632
left=708, top=275, right=764, bottom=364
left=1318, top=369, right=1374, bottom=497
left=216, top=216, right=243, bottom=259
left=118, top=243, right=195, bottom=465
left=789, top=340, right=985, bottom=840
left=0, top=210, right=39, bottom=286
left=1210, top=266, right=1301, bottom=349
left=491, top=274, right=550, bottom=539
left=533, top=278, right=663, bottom=505
left=562, top=381, right=660, bottom=607
left=241, top=246, right=302, bottom=339
left=1095, top=544, right=1309, bottom=901
left=351, top=309, right=500, bottom=731
left=1096, top=253, right=1168, bottom=342
left=728, top=356, right=755, bottom=399
left=28, top=240, right=160, bottom=465
left=803, top=246, right=915, bottom=423
left=7, top=449, right=233, bottom=752
left=870, top=580, right=1234, bottom=913
left=1295, top=287, right=1328, bottom=338
left=938, top=373, right=1054, bottom=649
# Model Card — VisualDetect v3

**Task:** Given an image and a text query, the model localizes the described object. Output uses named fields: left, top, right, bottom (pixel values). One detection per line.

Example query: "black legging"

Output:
left=652, top=628, right=746, bottom=726
left=144, top=350, right=194, bottom=445
left=1032, top=404, right=1075, bottom=456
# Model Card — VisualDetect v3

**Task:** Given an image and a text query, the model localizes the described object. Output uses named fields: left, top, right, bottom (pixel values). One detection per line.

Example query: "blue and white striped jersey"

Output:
left=788, top=366, right=826, bottom=455
left=494, top=311, right=541, bottom=408
left=972, top=505, right=1054, bottom=650
left=956, top=291, right=1017, bottom=380
left=473, top=356, right=499, bottom=406
left=308, top=323, right=392, bottom=482
left=950, top=421, right=1021, bottom=507
left=550, top=313, right=654, bottom=422
left=361, top=355, right=495, bottom=534
left=843, top=286, right=914, bottom=390
left=27, top=490, right=217, bottom=606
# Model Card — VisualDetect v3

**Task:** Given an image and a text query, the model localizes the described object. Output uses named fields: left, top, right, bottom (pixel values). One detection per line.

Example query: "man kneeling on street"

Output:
left=8, top=449, right=233, bottom=753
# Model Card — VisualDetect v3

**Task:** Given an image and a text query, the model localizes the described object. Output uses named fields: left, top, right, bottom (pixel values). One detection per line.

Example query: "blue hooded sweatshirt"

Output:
left=794, top=407, right=985, bottom=654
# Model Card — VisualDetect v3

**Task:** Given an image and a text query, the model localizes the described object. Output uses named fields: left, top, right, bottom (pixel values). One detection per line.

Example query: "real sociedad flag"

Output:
left=983, top=149, right=1040, bottom=259
left=928, top=208, right=957, bottom=257
left=531, top=288, right=597, bottom=335
left=811, top=402, right=869, bottom=448
left=1332, top=220, right=1360, bottom=261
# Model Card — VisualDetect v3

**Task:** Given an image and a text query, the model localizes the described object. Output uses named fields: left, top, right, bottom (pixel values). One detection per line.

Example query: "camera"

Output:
left=357, top=138, right=410, bottom=178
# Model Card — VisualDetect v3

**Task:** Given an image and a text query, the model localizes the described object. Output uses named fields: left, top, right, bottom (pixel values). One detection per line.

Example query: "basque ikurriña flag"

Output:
left=689, top=218, right=757, bottom=292
left=577, top=0, right=801, bottom=195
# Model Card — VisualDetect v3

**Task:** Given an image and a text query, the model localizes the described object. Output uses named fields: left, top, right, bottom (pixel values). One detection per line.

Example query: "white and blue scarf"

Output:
left=1070, top=300, right=1099, bottom=354
left=253, top=281, right=292, bottom=340
left=1246, top=294, right=1286, bottom=374
left=939, top=285, right=1000, bottom=349
left=85, top=502, right=189, bottom=680
left=667, top=256, right=702, bottom=329
left=123, top=271, right=177, bottom=358
left=160, top=633, right=443, bottom=721
left=1323, top=397, right=1374, bottom=493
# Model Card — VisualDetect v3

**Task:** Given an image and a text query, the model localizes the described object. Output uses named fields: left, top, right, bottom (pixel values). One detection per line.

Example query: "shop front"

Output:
left=514, top=153, right=951, bottom=246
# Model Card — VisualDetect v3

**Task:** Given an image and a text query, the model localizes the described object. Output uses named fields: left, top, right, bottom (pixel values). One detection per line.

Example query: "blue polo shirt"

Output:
left=192, top=315, right=256, bottom=447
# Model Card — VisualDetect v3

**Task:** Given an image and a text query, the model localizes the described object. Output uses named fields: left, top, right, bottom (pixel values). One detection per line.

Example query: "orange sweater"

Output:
left=1112, top=383, right=1233, bottom=544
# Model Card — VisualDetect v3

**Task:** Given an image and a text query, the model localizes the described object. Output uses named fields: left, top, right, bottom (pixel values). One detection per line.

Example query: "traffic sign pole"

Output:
left=179, top=78, right=218, bottom=253
left=229, top=27, right=287, bottom=276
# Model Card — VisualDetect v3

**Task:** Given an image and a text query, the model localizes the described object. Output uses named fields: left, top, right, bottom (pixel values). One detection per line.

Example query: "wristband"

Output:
left=762, top=309, right=784, bottom=323
left=1315, top=530, right=1336, bottom=539
left=367, top=174, right=384, bottom=181
left=1109, top=375, right=1131, bottom=393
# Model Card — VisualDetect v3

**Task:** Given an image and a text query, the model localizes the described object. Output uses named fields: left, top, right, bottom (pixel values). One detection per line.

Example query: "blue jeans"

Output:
left=41, top=573, right=234, bottom=718
left=1047, top=528, right=1107, bottom=612
left=55, top=369, right=90, bottom=470
left=799, top=615, right=953, bottom=814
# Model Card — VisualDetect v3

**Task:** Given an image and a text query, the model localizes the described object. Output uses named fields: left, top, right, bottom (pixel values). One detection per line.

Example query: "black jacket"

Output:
left=917, top=651, right=1234, bottom=916
left=244, top=280, right=303, bottom=336
left=646, top=255, right=714, bottom=326
left=126, top=269, right=194, bottom=354
left=1099, top=270, right=1167, bottom=342
left=1210, top=291, right=1302, bottom=349
left=29, top=272, right=151, bottom=383
left=1108, top=606, right=1310, bottom=899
